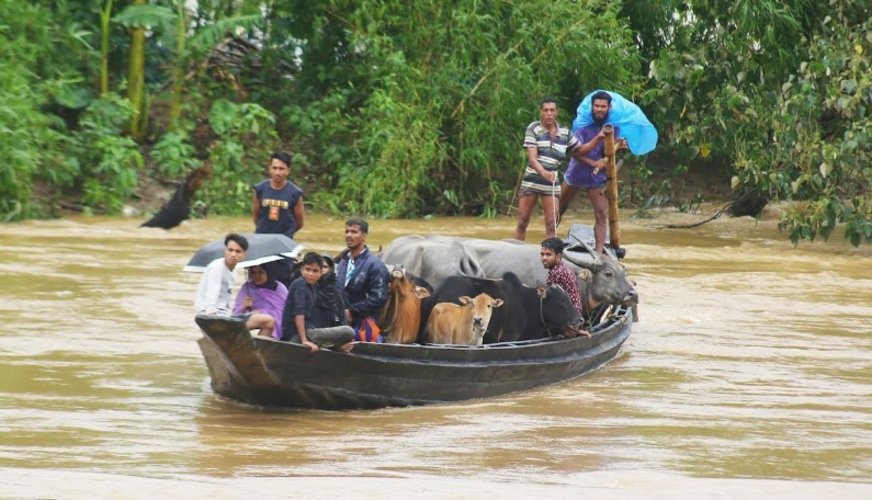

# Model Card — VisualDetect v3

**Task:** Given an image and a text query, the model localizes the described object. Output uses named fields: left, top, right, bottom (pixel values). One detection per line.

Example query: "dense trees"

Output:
left=0, top=0, right=868, bottom=245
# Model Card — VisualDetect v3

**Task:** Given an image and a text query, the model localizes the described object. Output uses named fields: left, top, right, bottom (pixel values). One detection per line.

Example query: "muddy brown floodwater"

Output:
left=0, top=211, right=870, bottom=499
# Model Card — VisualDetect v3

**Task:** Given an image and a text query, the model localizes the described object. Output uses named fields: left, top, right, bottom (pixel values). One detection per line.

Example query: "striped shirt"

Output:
left=521, top=121, right=579, bottom=195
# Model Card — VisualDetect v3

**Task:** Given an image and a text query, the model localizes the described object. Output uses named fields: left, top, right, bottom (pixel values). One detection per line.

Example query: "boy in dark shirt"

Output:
left=282, top=252, right=354, bottom=352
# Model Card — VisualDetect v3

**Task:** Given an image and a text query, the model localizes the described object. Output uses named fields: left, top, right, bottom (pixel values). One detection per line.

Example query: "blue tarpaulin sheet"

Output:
left=572, top=90, right=658, bottom=155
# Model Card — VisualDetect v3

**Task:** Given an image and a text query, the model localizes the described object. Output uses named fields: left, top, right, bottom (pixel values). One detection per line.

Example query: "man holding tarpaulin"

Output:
left=559, top=90, right=658, bottom=254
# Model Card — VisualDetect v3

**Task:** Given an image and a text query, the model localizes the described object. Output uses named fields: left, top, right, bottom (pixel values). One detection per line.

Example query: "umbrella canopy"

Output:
left=572, top=89, right=659, bottom=156
left=183, top=233, right=304, bottom=272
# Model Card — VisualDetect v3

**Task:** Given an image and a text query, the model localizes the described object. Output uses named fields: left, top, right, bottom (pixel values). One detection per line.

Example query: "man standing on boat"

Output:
left=252, top=151, right=305, bottom=240
left=514, top=97, right=581, bottom=241
left=251, top=151, right=306, bottom=286
left=335, top=218, right=390, bottom=342
left=558, top=91, right=627, bottom=254
left=195, top=233, right=277, bottom=338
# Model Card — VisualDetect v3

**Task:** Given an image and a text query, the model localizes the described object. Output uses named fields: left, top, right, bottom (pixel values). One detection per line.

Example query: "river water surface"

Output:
left=0, top=212, right=870, bottom=499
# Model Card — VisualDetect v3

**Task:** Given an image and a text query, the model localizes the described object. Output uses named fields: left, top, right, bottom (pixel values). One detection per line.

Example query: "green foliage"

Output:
left=2, top=0, right=869, bottom=248
left=734, top=7, right=871, bottom=246
left=151, top=132, right=198, bottom=179
left=0, top=1, right=91, bottom=219
left=633, top=0, right=870, bottom=246
left=266, top=0, right=641, bottom=217
left=73, top=94, right=144, bottom=213
left=112, top=4, right=175, bottom=29
left=199, top=99, right=278, bottom=215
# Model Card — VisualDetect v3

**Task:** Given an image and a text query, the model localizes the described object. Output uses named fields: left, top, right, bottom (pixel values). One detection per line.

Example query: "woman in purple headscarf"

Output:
left=233, top=264, right=289, bottom=339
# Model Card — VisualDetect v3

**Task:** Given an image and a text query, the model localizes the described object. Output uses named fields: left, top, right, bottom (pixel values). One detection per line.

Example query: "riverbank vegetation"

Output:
left=1, top=0, right=868, bottom=245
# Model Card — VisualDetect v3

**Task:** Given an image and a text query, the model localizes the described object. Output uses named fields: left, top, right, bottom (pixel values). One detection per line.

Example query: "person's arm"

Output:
left=295, top=314, right=318, bottom=352
left=349, top=262, right=389, bottom=317
left=251, top=189, right=261, bottom=225
left=292, top=196, right=305, bottom=233
left=570, top=129, right=605, bottom=162
left=201, top=265, right=225, bottom=314
left=232, top=285, right=251, bottom=314
left=526, top=147, right=556, bottom=183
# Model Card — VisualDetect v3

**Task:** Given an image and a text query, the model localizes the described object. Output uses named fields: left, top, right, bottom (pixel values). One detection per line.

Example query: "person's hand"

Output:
left=593, top=159, right=606, bottom=170
left=302, top=340, right=320, bottom=353
left=344, top=309, right=352, bottom=323
left=243, top=296, right=253, bottom=311
left=617, top=138, right=628, bottom=150
left=544, top=171, right=557, bottom=183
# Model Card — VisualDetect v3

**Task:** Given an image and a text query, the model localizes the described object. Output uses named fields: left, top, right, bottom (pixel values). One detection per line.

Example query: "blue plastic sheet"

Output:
left=572, top=90, right=658, bottom=155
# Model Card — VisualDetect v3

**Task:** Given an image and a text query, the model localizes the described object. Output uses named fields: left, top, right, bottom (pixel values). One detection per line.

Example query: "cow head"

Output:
left=564, top=248, right=638, bottom=308
left=536, top=285, right=583, bottom=336
left=459, top=293, right=504, bottom=345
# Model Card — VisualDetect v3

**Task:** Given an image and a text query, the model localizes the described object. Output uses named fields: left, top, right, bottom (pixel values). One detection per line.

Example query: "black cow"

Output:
left=420, top=272, right=582, bottom=344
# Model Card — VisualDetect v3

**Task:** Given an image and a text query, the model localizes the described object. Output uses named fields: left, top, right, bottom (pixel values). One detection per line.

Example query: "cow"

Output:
left=425, top=293, right=503, bottom=345
left=420, top=272, right=583, bottom=344
left=378, top=265, right=431, bottom=344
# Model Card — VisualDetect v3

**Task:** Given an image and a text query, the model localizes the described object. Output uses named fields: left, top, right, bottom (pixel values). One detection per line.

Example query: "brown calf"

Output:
left=379, top=265, right=431, bottom=344
left=425, top=293, right=504, bottom=346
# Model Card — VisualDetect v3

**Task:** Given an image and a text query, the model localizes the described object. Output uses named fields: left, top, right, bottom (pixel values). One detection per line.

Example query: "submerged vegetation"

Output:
left=0, top=0, right=869, bottom=245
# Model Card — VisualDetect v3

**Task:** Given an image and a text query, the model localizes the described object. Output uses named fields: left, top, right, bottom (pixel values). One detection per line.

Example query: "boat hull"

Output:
left=196, top=307, right=633, bottom=410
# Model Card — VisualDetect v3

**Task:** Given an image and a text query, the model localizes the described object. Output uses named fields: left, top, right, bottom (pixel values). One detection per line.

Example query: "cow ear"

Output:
left=414, top=286, right=430, bottom=299
left=536, top=286, right=546, bottom=298
left=577, top=268, right=592, bottom=282
left=492, top=299, right=504, bottom=308
left=459, top=296, right=472, bottom=304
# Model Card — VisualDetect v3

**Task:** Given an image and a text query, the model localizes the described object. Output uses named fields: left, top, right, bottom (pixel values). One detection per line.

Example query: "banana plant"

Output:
left=112, top=0, right=174, bottom=140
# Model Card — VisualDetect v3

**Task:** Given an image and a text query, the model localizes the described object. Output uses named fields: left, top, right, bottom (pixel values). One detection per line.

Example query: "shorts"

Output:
left=564, top=164, right=606, bottom=190
left=519, top=186, right=559, bottom=197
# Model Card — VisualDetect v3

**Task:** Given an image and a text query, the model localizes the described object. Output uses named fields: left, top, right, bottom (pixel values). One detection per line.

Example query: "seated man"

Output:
left=195, top=233, right=276, bottom=338
left=335, top=218, right=390, bottom=342
left=540, top=237, right=589, bottom=337
left=281, top=252, right=355, bottom=352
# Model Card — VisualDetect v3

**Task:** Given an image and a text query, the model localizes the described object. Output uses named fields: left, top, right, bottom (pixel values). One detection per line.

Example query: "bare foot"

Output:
left=337, top=342, right=354, bottom=353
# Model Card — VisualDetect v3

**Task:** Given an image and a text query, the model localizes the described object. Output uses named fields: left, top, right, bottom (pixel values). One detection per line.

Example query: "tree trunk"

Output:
left=127, top=0, right=146, bottom=140
left=603, top=125, right=620, bottom=249
left=99, top=0, right=113, bottom=95
left=169, top=0, right=186, bottom=131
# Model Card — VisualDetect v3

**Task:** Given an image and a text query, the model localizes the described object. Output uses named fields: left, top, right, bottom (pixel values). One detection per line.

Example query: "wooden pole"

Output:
left=602, top=125, right=620, bottom=249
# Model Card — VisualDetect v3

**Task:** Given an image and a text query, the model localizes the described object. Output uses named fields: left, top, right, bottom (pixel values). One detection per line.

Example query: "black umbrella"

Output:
left=183, top=233, right=303, bottom=272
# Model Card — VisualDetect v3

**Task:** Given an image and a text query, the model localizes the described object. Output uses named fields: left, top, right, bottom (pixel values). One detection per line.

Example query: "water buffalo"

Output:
left=425, top=293, right=503, bottom=345
left=420, top=272, right=583, bottom=344
left=379, top=235, right=486, bottom=290
left=567, top=240, right=638, bottom=316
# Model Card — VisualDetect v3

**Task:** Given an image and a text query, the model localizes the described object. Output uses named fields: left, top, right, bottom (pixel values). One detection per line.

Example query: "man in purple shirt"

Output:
left=559, top=91, right=627, bottom=254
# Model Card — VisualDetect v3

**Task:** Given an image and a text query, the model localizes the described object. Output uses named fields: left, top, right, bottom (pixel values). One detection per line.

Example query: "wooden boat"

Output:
left=195, top=305, right=634, bottom=410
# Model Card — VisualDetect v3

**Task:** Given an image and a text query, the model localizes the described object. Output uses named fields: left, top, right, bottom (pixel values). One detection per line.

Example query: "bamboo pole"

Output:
left=602, top=125, right=620, bottom=249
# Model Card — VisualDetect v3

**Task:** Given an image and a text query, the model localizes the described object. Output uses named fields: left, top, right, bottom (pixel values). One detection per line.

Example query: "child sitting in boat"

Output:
left=281, top=252, right=354, bottom=352
left=233, top=263, right=289, bottom=340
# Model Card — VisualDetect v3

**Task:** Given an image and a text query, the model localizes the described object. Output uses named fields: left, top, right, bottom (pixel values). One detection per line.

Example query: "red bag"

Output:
left=354, top=316, right=382, bottom=343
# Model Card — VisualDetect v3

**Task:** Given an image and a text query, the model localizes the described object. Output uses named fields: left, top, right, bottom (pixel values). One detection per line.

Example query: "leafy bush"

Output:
left=151, top=131, right=198, bottom=179
left=199, top=99, right=278, bottom=215
left=73, top=94, right=144, bottom=213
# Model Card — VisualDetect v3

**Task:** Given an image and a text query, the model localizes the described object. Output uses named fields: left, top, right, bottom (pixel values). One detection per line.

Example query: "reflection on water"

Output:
left=0, top=212, right=871, bottom=497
